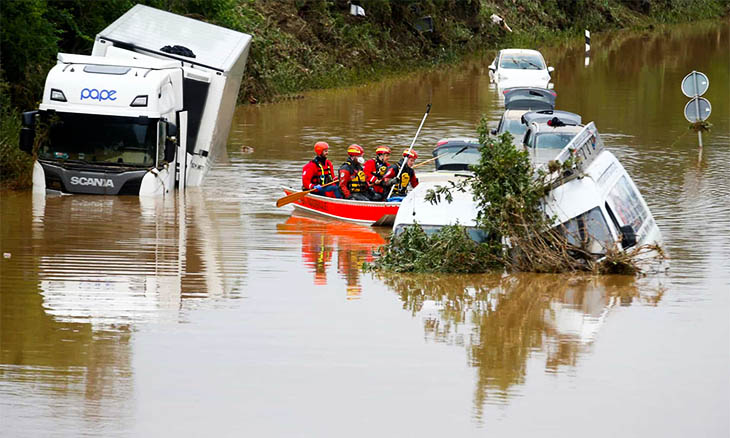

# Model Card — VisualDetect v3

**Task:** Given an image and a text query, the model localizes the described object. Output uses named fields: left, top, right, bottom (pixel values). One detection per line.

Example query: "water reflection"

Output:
left=277, top=214, right=387, bottom=299
left=0, top=188, right=242, bottom=432
left=377, top=272, right=664, bottom=414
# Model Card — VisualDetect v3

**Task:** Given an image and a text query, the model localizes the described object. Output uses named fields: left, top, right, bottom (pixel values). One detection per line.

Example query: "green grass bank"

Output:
left=1, top=0, right=728, bottom=188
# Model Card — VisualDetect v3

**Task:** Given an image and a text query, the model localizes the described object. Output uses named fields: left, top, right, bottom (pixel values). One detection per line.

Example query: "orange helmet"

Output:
left=375, top=146, right=391, bottom=155
left=403, top=149, right=418, bottom=159
left=314, top=141, right=329, bottom=155
left=347, top=144, right=364, bottom=156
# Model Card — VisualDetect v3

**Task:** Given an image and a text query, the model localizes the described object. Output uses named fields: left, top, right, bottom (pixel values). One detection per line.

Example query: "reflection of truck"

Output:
left=19, top=4, right=252, bottom=195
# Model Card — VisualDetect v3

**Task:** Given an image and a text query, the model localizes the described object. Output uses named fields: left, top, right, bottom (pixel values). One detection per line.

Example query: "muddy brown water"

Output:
left=1, top=21, right=728, bottom=437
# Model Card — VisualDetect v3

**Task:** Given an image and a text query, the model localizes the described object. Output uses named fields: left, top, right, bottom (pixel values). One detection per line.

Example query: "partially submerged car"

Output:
left=521, top=112, right=584, bottom=165
left=488, top=49, right=554, bottom=89
left=431, top=137, right=481, bottom=171
left=541, top=123, right=662, bottom=255
left=491, top=87, right=557, bottom=145
left=392, top=123, right=662, bottom=259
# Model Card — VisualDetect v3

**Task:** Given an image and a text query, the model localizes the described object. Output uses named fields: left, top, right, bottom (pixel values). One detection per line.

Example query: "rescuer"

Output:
left=302, top=141, right=341, bottom=198
left=363, top=146, right=391, bottom=201
left=384, top=149, right=419, bottom=198
left=338, top=144, right=371, bottom=200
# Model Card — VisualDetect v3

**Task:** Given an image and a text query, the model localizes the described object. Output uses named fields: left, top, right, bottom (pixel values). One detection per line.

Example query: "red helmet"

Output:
left=375, top=146, right=391, bottom=155
left=347, top=144, right=364, bottom=156
left=403, top=149, right=418, bottom=159
left=314, top=141, right=329, bottom=155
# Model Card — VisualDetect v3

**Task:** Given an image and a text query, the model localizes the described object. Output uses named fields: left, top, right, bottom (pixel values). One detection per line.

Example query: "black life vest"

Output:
left=374, top=158, right=389, bottom=179
left=389, top=159, right=414, bottom=196
left=311, top=157, right=334, bottom=185
left=340, top=159, right=368, bottom=193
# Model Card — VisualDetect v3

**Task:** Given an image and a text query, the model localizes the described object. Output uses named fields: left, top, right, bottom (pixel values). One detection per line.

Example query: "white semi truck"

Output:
left=19, top=4, right=252, bottom=195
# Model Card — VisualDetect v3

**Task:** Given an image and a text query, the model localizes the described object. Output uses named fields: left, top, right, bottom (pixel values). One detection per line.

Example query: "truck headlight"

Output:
left=50, top=89, right=67, bottom=102
left=130, top=95, right=148, bottom=107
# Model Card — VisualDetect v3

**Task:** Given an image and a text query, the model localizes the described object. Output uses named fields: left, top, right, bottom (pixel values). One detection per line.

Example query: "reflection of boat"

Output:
left=277, top=214, right=387, bottom=297
left=281, top=187, right=400, bottom=226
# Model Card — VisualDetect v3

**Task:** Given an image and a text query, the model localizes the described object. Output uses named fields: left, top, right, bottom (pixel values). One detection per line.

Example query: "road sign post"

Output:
left=681, top=71, right=711, bottom=149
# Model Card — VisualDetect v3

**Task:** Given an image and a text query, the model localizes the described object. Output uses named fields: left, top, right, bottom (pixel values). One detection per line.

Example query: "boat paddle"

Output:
left=276, top=179, right=339, bottom=208
left=387, top=103, right=432, bottom=199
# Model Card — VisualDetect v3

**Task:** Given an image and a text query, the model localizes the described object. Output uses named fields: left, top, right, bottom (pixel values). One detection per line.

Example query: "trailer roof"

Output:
left=97, top=4, right=252, bottom=73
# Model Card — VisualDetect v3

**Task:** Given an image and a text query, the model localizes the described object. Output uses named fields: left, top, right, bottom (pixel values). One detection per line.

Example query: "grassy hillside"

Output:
left=1, top=0, right=727, bottom=188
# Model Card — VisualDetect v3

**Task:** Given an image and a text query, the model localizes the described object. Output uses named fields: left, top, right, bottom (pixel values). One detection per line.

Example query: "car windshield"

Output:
left=394, top=224, right=488, bottom=244
left=500, top=53, right=545, bottom=70
left=560, top=207, right=613, bottom=255
left=534, top=133, right=576, bottom=149
left=503, top=119, right=528, bottom=137
left=38, top=112, right=159, bottom=167
left=434, top=145, right=481, bottom=170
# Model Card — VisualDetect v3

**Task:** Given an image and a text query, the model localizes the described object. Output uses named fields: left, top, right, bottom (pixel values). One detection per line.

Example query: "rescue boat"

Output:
left=281, top=187, right=401, bottom=226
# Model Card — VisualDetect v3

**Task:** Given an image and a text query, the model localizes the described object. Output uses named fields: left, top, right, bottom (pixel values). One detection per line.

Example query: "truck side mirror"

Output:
left=167, top=123, right=178, bottom=137
left=19, top=111, right=38, bottom=154
left=22, top=111, right=38, bottom=127
left=547, top=66, right=555, bottom=73
left=19, top=128, right=35, bottom=154
left=164, top=137, right=176, bottom=163
left=619, top=225, right=637, bottom=248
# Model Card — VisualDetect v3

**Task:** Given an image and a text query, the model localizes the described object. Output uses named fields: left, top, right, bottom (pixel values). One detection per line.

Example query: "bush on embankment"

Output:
left=1, top=0, right=727, bottom=188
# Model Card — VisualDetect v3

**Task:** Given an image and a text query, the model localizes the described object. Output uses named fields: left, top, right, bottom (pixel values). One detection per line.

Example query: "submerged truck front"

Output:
left=19, top=4, right=252, bottom=195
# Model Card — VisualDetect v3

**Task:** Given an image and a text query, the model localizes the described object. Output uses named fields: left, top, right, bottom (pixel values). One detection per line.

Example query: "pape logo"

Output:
left=80, top=88, right=117, bottom=102
left=70, top=176, right=115, bottom=188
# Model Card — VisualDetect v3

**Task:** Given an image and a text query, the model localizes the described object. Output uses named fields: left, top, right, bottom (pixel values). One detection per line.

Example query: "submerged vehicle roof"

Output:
left=97, top=4, right=252, bottom=74
left=522, top=110, right=582, bottom=126
left=432, top=138, right=481, bottom=171
left=503, top=87, right=556, bottom=110
left=393, top=174, right=479, bottom=229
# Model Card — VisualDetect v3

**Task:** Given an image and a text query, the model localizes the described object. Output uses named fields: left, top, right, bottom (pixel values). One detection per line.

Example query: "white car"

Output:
left=488, top=49, right=554, bottom=89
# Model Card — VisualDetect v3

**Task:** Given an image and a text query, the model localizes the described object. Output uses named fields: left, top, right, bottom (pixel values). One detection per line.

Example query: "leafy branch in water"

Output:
left=364, top=223, right=500, bottom=273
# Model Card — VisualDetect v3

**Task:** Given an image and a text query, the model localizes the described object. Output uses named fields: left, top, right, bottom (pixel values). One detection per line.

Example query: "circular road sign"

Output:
left=684, top=97, right=712, bottom=123
left=681, top=71, right=709, bottom=97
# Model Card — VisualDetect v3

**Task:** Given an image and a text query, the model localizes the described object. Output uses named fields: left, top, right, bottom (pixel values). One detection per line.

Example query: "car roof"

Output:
left=521, top=110, right=582, bottom=125
left=503, top=87, right=556, bottom=110
left=530, top=122, right=584, bottom=134
left=435, top=137, right=479, bottom=148
left=500, top=48, right=543, bottom=56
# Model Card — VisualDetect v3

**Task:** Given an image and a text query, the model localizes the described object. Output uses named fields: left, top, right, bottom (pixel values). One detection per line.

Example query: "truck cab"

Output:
left=20, top=4, right=251, bottom=196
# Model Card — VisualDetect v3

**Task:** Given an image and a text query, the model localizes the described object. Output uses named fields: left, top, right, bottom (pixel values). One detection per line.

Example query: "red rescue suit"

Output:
left=302, top=156, right=335, bottom=190
left=338, top=158, right=368, bottom=199
left=363, top=157, right=390, bottom=195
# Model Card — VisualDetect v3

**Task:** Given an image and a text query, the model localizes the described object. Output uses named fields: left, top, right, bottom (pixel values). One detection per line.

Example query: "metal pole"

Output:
left=692, top=72, right=704, bottom=150
left=387, top=104, right=431, bottom=199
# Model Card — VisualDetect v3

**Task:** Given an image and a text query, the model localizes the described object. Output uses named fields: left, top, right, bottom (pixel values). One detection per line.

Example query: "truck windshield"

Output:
left=38, top=112, right=158, bottom=167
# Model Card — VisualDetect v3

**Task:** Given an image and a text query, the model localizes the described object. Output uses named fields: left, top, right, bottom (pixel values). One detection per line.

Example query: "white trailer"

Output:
left=19, top=4, right=252, bottom=195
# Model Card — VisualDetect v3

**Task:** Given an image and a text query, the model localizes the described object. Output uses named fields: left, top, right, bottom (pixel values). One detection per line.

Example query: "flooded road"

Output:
left=1, top=21, right=728, bottom=437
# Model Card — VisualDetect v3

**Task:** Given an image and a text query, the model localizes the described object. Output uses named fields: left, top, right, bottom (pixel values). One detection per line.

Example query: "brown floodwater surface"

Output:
left=1, top=21, right=728, bottom=437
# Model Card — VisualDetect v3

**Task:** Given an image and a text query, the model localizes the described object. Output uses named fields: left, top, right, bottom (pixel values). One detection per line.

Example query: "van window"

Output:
left=607, top=176, right=648, bottom=231
left=560, top=207, right=613, bottom=255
